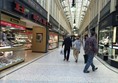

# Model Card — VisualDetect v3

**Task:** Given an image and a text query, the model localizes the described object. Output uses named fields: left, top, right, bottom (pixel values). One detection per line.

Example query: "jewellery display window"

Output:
left=0, top=26, right=32, bottom=49
left=0, top=24, right=26, bottom=70
left=48, top=32, right=58, bottom=50
left=24, top=29, right=32, bottom=49
left=0, top=47, right=25, bottom=71
left=98, top=26, right=118, bottom=61
left=0, top=26, right=24, bottom=47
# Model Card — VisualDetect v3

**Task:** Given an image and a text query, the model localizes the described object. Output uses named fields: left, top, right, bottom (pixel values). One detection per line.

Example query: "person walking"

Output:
left=62, top=34, right=72, bottom=61
left=73, top=35, right=81, bottom=63
left=83, top=31, right=98, bottom=73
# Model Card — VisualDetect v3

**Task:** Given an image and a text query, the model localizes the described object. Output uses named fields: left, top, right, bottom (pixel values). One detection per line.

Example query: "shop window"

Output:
left=0, top=19, right=26, bottom=71
left=48, top=32, right=58, bottom=50
left=98, top=26, right=118, bottom=61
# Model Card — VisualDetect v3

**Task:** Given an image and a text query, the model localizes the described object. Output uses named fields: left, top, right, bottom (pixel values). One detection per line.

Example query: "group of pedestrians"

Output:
left=62, top=34, right=81, bottom=62
left=62, top=31, right=98, bottom=73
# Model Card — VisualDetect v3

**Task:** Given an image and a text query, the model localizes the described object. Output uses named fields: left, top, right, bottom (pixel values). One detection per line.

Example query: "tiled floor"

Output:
left=0, top=47, right=118, bottom=83
left=0, top=50, right=45, bottom=75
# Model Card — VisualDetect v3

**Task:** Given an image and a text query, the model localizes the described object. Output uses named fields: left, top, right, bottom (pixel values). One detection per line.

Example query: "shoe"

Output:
left=83, top=70, right=90, bottom=73
left=92, top=67, right=98, bottom=71
left=75, top=60, right=78, bottom=63
left=67, top=60, right=70, bottom=62
left=84, top=61, right=87, bottom=64
left=63, top=59, right=66, bottom=61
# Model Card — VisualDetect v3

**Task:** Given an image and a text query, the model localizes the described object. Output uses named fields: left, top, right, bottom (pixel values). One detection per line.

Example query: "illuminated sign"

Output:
left=14, top=2, right=52, bottom=28
left=15, top=2, right=25, bottom=14
left=1, top=20, right=25, bottom=30
left=32, top=14, right=47, bottom=26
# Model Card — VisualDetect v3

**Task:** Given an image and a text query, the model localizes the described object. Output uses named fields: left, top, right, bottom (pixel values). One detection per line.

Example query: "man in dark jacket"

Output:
left=62, top=34, right=72, bottom=61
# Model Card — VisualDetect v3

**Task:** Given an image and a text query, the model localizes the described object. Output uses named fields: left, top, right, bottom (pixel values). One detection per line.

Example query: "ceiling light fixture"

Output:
left=72, top=0, right=76, bottom=7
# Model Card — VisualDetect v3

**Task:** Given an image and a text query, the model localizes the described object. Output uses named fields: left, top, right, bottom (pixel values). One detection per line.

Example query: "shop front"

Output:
left=58, top=25, right=65, bottom=46
left=0, top=13, right=26, bottom=71
left=49, top=16, right=59, bottom=50
left=98, top=11, right=118, bottom=68
left=48, top=31, right=58, bottom=50
left=0, top=0, right=51, bottom=70
left=0, top=13, right=32, bottom=48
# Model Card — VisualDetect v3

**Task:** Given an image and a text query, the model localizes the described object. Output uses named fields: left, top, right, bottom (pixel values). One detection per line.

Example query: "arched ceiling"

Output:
left=60, top=0, right=90, bottom=34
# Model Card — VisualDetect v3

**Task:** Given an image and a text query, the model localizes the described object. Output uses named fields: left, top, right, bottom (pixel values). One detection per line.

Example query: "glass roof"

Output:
left=61, top=0, right=90, bottom=31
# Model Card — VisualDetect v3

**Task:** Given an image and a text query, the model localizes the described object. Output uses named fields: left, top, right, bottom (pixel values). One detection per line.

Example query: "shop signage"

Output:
left=49, top=15, right=59, bottom=29
left=21, top=0, right=47, bottom=18
left=99, top=13, right=112, bottom=29
left=26, top=32, right=32, bottom=34
left=0, top=20, right=25, bottom=30
left=1, top=13, right=26, bottom=27
left=10, top=18, right=19, bottom=24
left=14, top=2, right=25, bottom=14
left=14, top=1, right=51, bottom=28
left=32, top=14, right=47, bottom=26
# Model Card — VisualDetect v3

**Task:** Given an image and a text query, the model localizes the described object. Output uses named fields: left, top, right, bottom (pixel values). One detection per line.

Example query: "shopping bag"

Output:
left=60, top=48, right=64, bottom=55
left=83, top=54, right=88, bottom=63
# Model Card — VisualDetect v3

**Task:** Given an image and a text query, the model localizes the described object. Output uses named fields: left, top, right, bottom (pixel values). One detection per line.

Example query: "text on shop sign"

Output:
left=14, top=2, right=51, bottom=27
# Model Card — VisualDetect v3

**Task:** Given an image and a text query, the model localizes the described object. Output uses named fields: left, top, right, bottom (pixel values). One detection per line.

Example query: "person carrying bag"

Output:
left=83, top=34, right=88, bottom=63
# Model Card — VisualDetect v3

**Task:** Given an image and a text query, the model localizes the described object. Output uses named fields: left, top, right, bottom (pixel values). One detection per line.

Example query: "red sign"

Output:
left=0, top=20, right=25, bottom=30
left=32, top=14, right=51, bottom=28
left=26, top=32, right=32, bottom=34
left=32, top=14, right=47, bottom=25
left=15, top=2, right=25, bottom=14
left=14, top=2, right=52, bottom=28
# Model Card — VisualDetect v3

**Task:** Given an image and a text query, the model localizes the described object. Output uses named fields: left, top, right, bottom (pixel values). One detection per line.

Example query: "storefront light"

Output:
left=10, top=27, right=16, bottom=29
left=73, top=23, right=76, bottom=26
left=75, top=34, right=78, bottom=36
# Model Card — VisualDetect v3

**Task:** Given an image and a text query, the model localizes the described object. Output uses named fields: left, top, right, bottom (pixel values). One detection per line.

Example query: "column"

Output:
left=47, top=0, right=51, bottom=22
left=110, top=0, right=116, bottom=12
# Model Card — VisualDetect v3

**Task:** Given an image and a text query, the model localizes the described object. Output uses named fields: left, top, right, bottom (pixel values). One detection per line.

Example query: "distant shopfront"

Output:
left=49, top=15, right=59, bottom=50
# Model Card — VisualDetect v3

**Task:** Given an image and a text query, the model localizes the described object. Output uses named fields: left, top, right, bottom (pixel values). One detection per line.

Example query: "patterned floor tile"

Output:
left=0, top=47, right=118, bottom=83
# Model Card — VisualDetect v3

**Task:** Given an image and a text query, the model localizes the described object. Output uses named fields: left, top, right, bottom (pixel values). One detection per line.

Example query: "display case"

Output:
left=0, top=13, right=26, bottom=70
left=98, top=26, right=118, bottom=62
left=0, top=13, right=32, bottom=49
left=48, top=32, right=58, bottom=50
left=0, top=27, right=25, bottom=71
left=0, top=46, right=25, bottom=71
left=23, top=29, right=32, bottom=49
left=0, top=26, right=32, bottom=49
